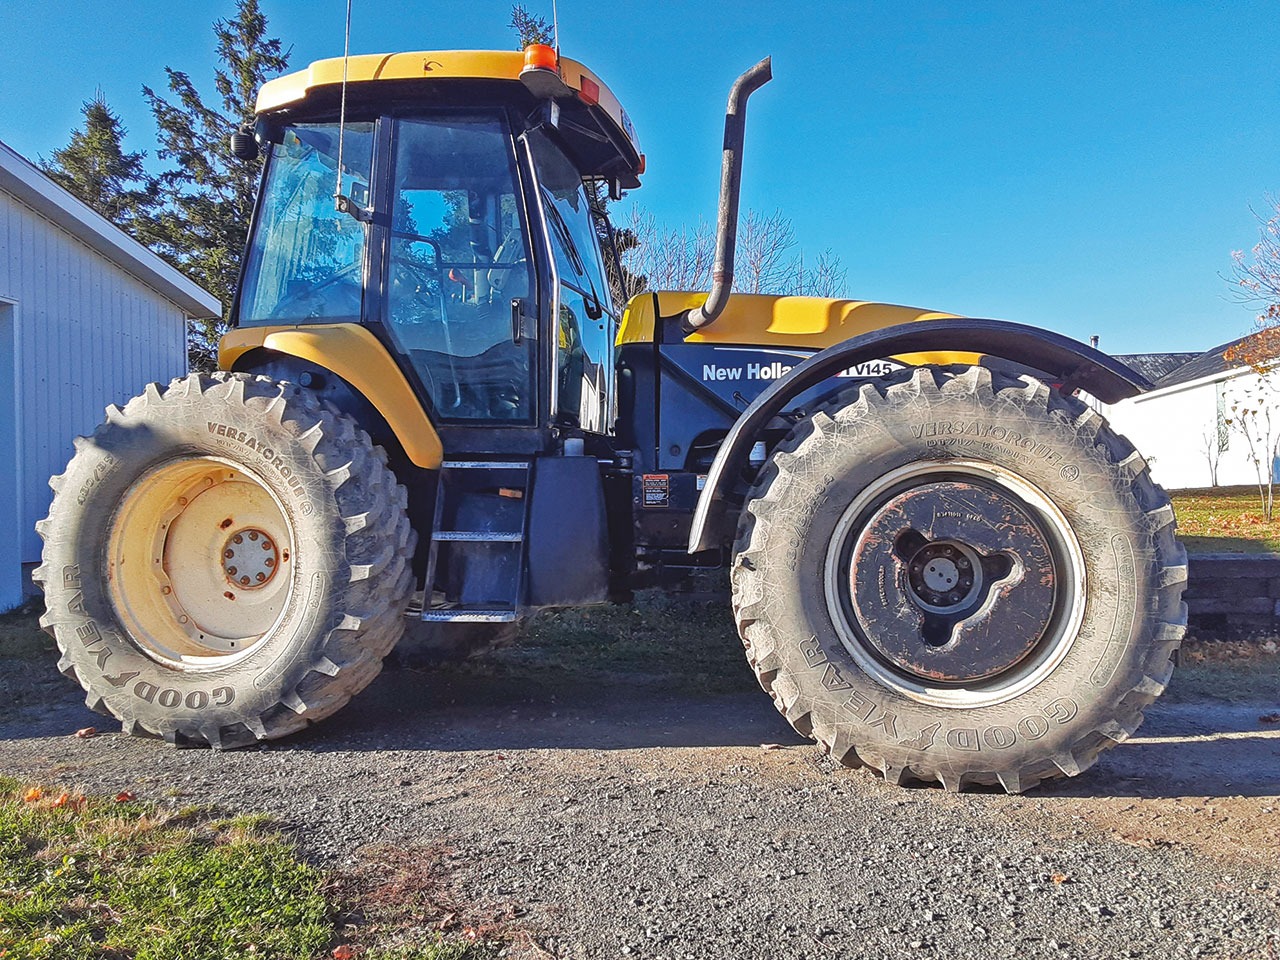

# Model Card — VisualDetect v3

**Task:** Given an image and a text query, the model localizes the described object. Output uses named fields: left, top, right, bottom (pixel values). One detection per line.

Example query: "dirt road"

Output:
left=2, top=601, right=1278, bottom=959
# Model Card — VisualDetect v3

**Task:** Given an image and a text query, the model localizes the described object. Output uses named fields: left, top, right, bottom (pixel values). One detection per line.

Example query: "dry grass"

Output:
left=1171, top=486, right=1280, bottom=553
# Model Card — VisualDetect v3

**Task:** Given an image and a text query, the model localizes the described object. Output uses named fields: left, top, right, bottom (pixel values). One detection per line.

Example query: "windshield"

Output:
left=237, top=123, right=374, bottom=324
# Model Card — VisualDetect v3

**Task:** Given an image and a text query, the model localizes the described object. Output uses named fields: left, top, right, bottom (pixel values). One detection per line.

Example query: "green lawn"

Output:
left=1171, top=486, right=1280, bottom=554
left=0, top=778, right=494, bottom=960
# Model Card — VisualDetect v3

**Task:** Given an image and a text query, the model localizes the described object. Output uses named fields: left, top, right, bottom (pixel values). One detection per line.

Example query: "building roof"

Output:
left=0, top=140, right=221, bottom=319
left=1152, top=334, right=1258, bottom=389
left=1113, top=352, right=1200, bottom=384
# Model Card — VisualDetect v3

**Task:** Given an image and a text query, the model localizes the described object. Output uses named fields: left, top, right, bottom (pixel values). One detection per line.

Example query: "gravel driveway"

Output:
left=2, top=601, right=1278, bottom=959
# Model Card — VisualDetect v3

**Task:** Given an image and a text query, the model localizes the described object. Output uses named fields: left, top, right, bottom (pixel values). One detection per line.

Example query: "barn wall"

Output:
left=0, top=189, right=189, bottom=567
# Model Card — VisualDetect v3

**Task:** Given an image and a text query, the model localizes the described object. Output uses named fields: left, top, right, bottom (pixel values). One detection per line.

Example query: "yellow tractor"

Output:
left=35, top=45, right=1185, bottom=792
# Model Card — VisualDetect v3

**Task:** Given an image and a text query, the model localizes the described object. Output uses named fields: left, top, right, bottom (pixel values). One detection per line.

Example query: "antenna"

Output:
left=334, top=0, right=353, bottom=209
left=552, top=0, right=559, bottom=55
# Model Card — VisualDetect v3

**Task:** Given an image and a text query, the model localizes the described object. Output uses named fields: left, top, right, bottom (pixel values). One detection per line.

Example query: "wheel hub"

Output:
left=847, top=479, right=1057, bottom=684
left=907, top=542, right=980, bottom=610
left=222, top=527, right=279, bottom=590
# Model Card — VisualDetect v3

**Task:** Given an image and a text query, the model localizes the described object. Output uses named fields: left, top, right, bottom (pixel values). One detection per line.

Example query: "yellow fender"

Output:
left=219, top=324, right=443, bottom=470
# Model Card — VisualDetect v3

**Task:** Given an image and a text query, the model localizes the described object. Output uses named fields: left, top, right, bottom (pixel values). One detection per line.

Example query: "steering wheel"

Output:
left=270, top=262, right=363, bottom=319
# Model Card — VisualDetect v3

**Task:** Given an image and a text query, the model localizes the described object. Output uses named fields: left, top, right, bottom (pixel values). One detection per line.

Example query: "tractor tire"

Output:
left=731, top=365, right=1187, bottom=793
left=396, top=619, right=523, bottom=665
left=34, top=372, right=416, bottom=749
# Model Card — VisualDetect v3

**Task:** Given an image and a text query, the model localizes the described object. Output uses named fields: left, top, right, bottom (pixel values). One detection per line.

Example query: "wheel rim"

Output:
left=824, top=460, right=1086, bottom=708
left=107, top=457, right=295, bottom=666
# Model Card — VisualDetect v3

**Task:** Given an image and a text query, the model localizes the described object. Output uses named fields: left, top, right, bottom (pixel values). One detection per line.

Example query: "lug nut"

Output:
left=233, top=534, right=243, bottom=544
left=240, top=576, right=251, bottom=586
left=265, top=558, right=275, bottom=568
left=228, top=566, right=237, bottom=576
left=248, top=531, right=259, bottom=541
left=224, top=549, right=234, bottom=559
left=262, top=540, right=272, bottom=551
left=256, top=572, right=266, bottom=582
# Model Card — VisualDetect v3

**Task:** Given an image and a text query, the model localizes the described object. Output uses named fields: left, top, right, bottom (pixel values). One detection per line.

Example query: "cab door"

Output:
left=526, top=128, right=617, bottom=434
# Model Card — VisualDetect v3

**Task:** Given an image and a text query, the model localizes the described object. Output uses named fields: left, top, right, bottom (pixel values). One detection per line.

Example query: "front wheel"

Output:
left=35, top=373, right=416, bottom=748
left=731, top=365, right=1187, bottom=792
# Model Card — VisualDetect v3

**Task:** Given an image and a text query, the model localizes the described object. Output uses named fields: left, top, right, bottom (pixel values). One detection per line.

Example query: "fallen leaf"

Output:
left=439, top=912, right=456, bottom=930
left=463, top=927, right=479, bottom=942
left=74, top=727, right=97, bottom=739
left=114, top=791, right=136, bottom=803
left=1051, top=873, right=1070, bottom=884
left=760, top=743, right=784, bottom=751
left=22, top=787, right=42, bottom=803
left=50, top=792, right=71, bottom=808
left=331, top=946, right=358, bottom=960
left=1259, top=713, right=1280, bottom=724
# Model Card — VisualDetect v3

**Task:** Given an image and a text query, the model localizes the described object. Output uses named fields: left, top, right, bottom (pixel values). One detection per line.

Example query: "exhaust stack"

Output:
left=681, top=57, right=774, bottom=334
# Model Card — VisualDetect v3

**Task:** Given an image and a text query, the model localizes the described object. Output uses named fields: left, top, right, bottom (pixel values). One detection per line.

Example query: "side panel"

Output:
left=526, top=456, right=609, bottom=605
left=220, top=323, right=443, bottom=469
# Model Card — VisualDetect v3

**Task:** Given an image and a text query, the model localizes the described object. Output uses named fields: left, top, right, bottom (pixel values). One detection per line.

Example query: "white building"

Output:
left=1101, top=338, right=1273, bottom=491
left=0, top=140, right=220, bottom=612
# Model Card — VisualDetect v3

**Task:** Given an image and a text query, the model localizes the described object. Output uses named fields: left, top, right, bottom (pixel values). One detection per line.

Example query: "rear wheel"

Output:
left=732, top=365, right=1187, bottom=792
left=35, top=373, right=416, bottom=748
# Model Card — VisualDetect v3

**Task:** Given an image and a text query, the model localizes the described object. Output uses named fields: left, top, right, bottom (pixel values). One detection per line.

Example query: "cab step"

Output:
left=420, top=608, right=521, bottom=623
left=421, top=458, right=532, bottom=623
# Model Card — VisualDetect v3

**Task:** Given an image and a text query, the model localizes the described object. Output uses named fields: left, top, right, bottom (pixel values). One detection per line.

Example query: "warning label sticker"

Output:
left=641, top=474, right=670, bottom=508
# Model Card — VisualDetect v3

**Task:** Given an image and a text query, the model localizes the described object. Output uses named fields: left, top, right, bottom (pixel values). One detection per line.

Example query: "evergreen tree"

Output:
left=142, top=0, right=289, bottom=368
left=41, top=92, right=158, bottom=235
left=509, top=5, right=554, bottom=48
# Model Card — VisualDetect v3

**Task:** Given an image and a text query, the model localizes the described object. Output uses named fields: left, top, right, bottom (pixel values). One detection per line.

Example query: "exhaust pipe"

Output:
left=682, top=56, right=773, bottom=334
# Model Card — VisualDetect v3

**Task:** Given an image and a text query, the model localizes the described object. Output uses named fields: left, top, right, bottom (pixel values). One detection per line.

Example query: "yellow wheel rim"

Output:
left=107, top=456, right=296, bottom=666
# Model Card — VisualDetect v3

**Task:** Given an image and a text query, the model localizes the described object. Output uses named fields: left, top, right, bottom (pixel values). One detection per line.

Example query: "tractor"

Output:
left=34, top=45, right=1186, bottom=793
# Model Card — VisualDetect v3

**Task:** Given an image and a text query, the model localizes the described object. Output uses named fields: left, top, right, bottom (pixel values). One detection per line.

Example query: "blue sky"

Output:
left=1, top=0, right=1275, bottom=353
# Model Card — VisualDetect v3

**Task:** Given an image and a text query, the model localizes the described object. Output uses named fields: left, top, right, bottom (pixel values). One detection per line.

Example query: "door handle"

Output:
left=511, top=298, right=524, bottom=344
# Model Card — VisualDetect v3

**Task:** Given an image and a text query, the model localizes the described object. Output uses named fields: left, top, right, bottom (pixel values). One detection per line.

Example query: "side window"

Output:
left=238, top=123, right=375, bottom=324
left=527, top=129, right=617, bottom=432
left=383, top=115, right=533, bottom=422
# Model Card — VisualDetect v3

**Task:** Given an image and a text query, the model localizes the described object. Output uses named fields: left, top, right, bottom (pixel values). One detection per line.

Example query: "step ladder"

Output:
left=418, top=459, right=532, bottom=624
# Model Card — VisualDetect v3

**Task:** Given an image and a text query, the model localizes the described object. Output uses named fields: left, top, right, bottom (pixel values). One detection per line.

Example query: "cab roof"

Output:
left=256, top=49, right=642, bottom=186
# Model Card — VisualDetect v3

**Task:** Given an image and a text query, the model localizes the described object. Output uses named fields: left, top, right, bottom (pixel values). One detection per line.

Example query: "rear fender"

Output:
left=687, top=317, right=1151, bottom=552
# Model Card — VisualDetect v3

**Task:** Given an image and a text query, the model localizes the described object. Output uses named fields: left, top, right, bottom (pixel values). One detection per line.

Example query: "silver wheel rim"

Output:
left=823, top=460, right=1087, bottom=708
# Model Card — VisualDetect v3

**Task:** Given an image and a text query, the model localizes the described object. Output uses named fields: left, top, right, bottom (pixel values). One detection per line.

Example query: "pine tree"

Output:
left=142, top=0, right=289, bottom=368
left=509, top=5, right=554, bottom=48
left=41, top=92, right=158, bottom=235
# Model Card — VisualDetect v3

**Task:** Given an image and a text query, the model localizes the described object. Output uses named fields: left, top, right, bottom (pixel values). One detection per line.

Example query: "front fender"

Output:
left=219, top=323, right=443, bottom=470
left=687, top=317, right=1151, bottom=553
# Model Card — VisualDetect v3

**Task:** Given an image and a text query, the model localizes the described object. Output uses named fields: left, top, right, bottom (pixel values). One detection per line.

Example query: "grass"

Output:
left=462, top=588, right=752, bottom=696
left=0, top=777, right=497, bottom=960
left=1162, top=640, right=1280, bottom=704
left=0, top=609, right=54, bottom=662
left=1171, top=486, right=1280, bottom=553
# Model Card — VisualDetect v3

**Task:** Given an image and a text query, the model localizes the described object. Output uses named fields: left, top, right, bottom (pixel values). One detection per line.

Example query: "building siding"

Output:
left=0, top=189, right=188, bottom=566
left=1101, top=372, right=1268, bottom=490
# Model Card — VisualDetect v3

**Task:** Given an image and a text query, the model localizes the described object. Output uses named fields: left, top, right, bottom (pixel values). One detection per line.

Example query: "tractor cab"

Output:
left=231, top=47, right=642, bottom=448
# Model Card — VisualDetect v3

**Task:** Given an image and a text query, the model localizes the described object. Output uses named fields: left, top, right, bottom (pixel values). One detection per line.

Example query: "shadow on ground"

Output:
left=3, top=598, right=1277, bottom=798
